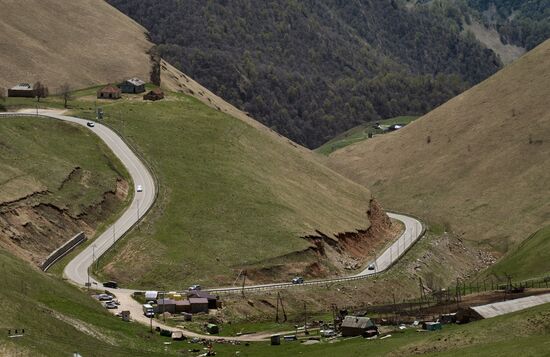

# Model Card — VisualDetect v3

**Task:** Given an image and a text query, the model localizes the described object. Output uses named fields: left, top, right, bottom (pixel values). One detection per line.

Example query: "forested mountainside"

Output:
left=108, top=0, right=524, bottom=148
left=468, top=0, right=550, bottom=50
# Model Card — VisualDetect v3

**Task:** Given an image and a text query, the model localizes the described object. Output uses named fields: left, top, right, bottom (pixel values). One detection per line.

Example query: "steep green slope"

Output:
left=107, top=0, right=501, bottom=148
left=0, top=116, right=130, bottom=266
left=483, top=225, right=550, bottom=281
left=315, top=116, right=418, bottom=155
left=0, top=249, right=179, bottom=356
left=65, top=92, right=378, bottom=288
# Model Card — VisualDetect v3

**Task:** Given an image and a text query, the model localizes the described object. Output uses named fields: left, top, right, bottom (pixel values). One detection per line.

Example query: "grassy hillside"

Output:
left=328, top=39, right=550, bottom=258
left=315, top=116, right=418, bottom=155
left=0, top=249, right=181, bottom=356
left=0, top=0, right=153, bottom=91
left=483, top=225, right=550, bottom=281
left=0, top=116, right=130, bottom=266
left=57, top=91, right=381, bottom=289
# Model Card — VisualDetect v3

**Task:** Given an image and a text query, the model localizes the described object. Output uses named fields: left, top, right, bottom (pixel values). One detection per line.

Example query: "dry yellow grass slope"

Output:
left=329, top=39, right=550, bottom=256
left=0, top=0, right=152, bottom=91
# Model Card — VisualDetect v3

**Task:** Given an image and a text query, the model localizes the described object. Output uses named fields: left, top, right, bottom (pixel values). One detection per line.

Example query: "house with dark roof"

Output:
left=97, top=84, right=121, bottom=99
left=188, top=297, right=209, bottom=313
left=119, top=77, right=145, bottom=94
left=8, top=83, right=35, bottom=97
left=187, top=291, right=218, bottom=309
left=341, top=316, right=378, bottom=337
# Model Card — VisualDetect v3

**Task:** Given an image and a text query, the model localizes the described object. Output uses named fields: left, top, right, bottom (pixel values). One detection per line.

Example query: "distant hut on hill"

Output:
left=143, top=87, right=164, bottom=101
left=8, top=83, right=35, bottom=97
left=97, top=84, right=121, bottom=99
left=119, top=77, right=145, bottom=94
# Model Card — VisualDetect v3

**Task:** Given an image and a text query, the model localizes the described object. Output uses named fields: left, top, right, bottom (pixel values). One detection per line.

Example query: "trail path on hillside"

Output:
left=1, top=111, right=424, bottom=341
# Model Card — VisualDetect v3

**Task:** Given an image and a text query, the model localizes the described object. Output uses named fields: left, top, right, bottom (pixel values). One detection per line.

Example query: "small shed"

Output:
left=422, top=322, right=442, bottom=331
left=187, top=291, right=218, bottom=309
left=8, top=83, right=35, bottom=97
left=119, top=78, right=145, bottom=94
left=120, top=310, right=130, bottom=322
left=270, top=334, right=281, bottom=345
left=145, top=291, right=158, bottom=301
left=189, top=297, right=209, bottom=314
left=206, top=324, right=219, bottom=334
left=97, top=84, right=121, bottom=99
left=143, top=87, right=164, bottom=101
left=155, top=298, right=177, bottom=314
left=341, top=316, right=378, bottom=337
left=175, top=300, right=191, bottom=314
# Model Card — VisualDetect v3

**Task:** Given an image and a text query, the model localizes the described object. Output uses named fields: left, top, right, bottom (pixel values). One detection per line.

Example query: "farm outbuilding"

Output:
left=143, top=87, right=164, bottom=101
left=8, top=83, right=35, bottom=97
left=97, top=84, right=121, bottom=99
left=189, top=297, right=209, bottom=314
left=341, top=316, right=378, bottom=337
left=119, top=77, right=145, bottom=94
left=155, top=298, right=177, bottom=314
left=187, top=291, right=218, bottom=309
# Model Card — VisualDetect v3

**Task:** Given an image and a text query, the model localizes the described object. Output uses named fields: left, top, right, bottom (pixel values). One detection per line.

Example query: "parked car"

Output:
left=320, top=329, right=336, bottom=337
left=188, top=285, right=201, bottom=291
left=104, top=301, right=118, bottom=309
left=97, top=293, right=114, bottom=301
left=367, top=263, right=376, bottom=271
left=136, top=185, right=143, bottom=192
left=291, top=277, right=304, bottom=284
left=103, top=281, right=118, bottom=289
left=86, top=121, right=95, bottom=127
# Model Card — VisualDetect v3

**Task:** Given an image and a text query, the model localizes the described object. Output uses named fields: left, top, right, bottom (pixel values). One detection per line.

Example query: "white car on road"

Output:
left=136, top=185, right=143, bottom=192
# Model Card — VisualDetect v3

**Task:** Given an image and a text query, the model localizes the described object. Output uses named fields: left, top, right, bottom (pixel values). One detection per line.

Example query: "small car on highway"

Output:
left=86, top=121, right=95, bottom=127
left=291, top=277, right=304, bottom=284
left=188, top=284, right=201, bottom=291
left=136, top=185, right=143, bottom=192
left=367, top=263, right=376, bottom=271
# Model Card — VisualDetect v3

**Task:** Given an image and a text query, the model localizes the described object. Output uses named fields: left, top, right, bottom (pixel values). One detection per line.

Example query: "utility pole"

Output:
left=304, top=302, right=309, bottom=335
left=275, top=292, right=287, bottom=323
left=162, top=291, right=166, bottom=322
left=241, top=270, right=247, bottom=298
left=92, top=244, right=96, bottom=271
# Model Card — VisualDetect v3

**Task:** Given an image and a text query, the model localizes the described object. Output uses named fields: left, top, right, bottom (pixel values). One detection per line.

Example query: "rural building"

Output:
left=155, top=298, right=177, bottom=314
left=175, top=300, right=191, bottom=314
left=8, top=83, right=35, bottom=97
left=97, top=84, right=121, bottom=99
left=341, top=316, right=378, bottom=337
left=187, top=291, right=218, bottom=309
left=188, top=297, right=209, bottom=314
left=119, top=77, right=145, bottom=94
left=143, top=87, right=164, bottom=101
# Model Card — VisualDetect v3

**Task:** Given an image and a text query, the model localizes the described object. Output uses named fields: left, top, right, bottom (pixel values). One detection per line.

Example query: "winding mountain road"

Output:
left=2, top=110, right=425, bottom=341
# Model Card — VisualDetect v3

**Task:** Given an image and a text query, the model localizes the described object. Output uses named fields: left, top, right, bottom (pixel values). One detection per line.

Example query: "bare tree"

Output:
left=33, top=81, right=49, bottom=102
left=59, top=83, right=73, bottom=108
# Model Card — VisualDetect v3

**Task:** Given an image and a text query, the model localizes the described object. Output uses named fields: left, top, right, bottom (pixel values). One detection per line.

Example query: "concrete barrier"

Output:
left=41, top=232, right=86, bottom=271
